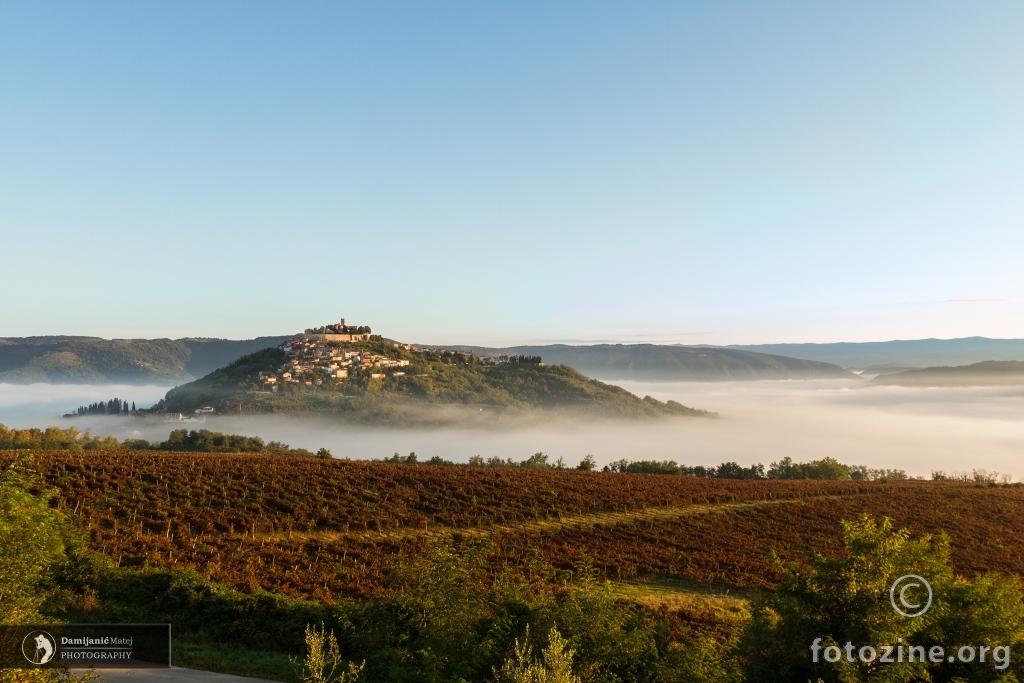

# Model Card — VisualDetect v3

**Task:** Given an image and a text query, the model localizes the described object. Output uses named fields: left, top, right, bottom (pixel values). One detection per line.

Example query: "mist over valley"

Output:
left=5, top=377, right=1023, bottom=480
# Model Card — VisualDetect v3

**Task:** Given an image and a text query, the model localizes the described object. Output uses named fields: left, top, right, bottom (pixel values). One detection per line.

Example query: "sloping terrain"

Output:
left=447, top=344, right=858, bottom=381
left=181, top=337, right=292, bottom=377
left=722, top=337, right=1024, bottom=369
left=0, top=336, right=288, bottom=384
left=9, top=450, right=1024, bottom=602
left=159, top=344, right=714, bottom=421
left=869, top=360, right=1024, bottom=387
left=858, top=363, right=920, bottom=377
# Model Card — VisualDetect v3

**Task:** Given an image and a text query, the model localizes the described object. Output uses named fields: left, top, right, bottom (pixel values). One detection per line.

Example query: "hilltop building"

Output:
left=304, top=318, right=372, bottom=342
left=265, top=318, right=481, bottom=392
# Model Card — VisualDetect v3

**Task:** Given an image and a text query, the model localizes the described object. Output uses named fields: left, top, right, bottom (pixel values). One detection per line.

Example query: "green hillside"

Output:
left=0, top=337, right=190, bottom=383
left=0, top=335, right=288, bottom=384
left=159, top=340, right=714, bottom=423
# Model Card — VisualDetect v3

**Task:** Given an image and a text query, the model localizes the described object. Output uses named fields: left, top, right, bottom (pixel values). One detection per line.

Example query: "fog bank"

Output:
left=614, top=380, right=1024, bottom=479
left=0, top=383, right=172, bottom=426
left=2, top=380, right=1023, bottom=480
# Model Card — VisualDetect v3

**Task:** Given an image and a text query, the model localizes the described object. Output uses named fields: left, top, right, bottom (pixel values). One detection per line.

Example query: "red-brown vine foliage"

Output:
left=6, top=451, right=1024, bottom=603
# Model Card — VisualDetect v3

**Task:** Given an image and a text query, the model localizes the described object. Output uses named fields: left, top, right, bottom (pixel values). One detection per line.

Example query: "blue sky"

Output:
left=2, top=2, right=1022, bottom=345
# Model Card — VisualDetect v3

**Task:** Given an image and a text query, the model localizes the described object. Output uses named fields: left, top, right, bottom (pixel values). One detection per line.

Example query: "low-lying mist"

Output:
left=0, top=382, right=172, bottom=425
left=2, top=379, right=1023, bottom=480
left=616, top=379, right=1024, bottom=479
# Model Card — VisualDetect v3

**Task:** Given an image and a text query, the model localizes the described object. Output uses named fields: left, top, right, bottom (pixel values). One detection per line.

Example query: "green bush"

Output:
left=0, top=459, right=72, bottom=623
left=742, top=515, right=1024, bottom=682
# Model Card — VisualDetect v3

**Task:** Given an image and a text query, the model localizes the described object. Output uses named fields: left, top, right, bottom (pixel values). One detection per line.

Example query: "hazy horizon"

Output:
left=5, top=330, right=1024, bottom=348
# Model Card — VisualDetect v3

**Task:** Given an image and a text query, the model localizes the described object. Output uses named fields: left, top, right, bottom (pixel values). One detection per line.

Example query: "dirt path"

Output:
left=234, top=491, right=873, bottom=545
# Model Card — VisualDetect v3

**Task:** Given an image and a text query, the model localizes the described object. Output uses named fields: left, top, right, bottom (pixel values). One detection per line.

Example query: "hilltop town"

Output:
left=258, top=319, right=537, bottom=391
left=158, top=318, right=712, bottom=422
left=262, top=319, right=409, bottom=389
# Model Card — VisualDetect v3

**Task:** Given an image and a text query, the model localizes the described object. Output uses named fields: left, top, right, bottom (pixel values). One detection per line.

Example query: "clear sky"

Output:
left=2, top=2, right=1022, bottom=345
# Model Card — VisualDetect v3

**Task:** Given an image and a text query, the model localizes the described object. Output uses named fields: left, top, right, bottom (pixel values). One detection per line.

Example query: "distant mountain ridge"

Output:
left=9, top=334, right=1021, bottom=385
left=869, top=360, right=1024, bottom=387
left=0, top=336, right=289, bottom=384
left=436, top=344, right=859, bottom=382
left=717, top=337, right=1024, bottom=370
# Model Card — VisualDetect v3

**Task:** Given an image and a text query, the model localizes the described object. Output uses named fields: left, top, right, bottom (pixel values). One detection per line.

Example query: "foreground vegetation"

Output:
left=6, top=450, right=1024, bottom=601
left=5, top=454, right=1024, bottom=683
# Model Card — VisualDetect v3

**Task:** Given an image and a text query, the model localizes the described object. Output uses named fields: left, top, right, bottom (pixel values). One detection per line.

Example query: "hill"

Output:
left=719, top=337, right=1024, bottom=370
left=858, top=363, right=920, bottom=377
left=159, top=339, right=713, bottom=422
left=869, top=360, right=1024, bottom=387
left=438, top=344, right=859, bottom=382
left=0, top=335, right=289, bottom=384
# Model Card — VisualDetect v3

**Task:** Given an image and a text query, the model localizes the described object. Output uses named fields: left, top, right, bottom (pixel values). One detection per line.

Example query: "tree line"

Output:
left=379, top=452, right=575, bottom=469
left=65, top=397, right=137, bottom=416
left=0, top=424, right=122, bottom=450
left=375, top=452, right=919, bottom=481
left=0, top=423, right=311, bottom=455
left=603, top=456, right=913, bottom=481
left=125, top=429, right=312, bottom=455
left=3, top=429, right=1012, bottom=484
left=491, top=354, right=543, bottom=364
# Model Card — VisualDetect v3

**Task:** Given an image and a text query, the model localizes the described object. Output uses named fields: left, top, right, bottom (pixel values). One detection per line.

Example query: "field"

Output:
left=7, top=450, right=1024, bottom=605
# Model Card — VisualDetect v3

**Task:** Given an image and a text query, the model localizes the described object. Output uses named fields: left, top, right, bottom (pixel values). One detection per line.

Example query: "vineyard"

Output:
left=7, top=450, right=1024, bottom=603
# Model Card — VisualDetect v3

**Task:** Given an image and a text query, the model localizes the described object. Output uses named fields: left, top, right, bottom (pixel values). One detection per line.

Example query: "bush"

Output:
left=742, top=515, right=1024, bottom=682
left=0, top=459, right=72, bottom=623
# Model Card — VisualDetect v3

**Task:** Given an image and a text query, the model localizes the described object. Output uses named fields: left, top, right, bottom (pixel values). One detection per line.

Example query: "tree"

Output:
left=316, top=448, right=333, bottom=460
left=768, top=456, right=850, bottom=480
left=521, top=453, right=551, bottom=469
left=576, top=455, right=596, bottom=471
left=742, top=515, right=1024, bottom=682
left=291, top=623, right=363, bottom=683
left=495, top=626, right=580, bottom=683
left=715, top=461, right=766, bottom=480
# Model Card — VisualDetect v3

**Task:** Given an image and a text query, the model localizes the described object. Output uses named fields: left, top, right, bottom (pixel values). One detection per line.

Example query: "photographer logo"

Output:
left=890, top=575, right=933, bottom=618
left=22, top=631, right=56, bottom=665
